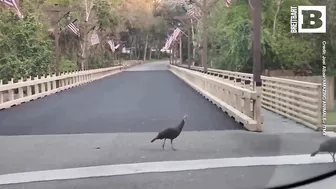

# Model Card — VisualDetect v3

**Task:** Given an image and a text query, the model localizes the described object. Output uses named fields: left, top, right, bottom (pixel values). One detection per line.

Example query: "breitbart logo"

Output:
left=290, top=6, right=326, bottom=33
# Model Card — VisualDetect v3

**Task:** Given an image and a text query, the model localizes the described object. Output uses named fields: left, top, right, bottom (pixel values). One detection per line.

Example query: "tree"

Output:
left=207, top=0, right=321, bottom=74
left=0, top=0, right=179, bottom=81
left=0, top=10, right=53, bottom=83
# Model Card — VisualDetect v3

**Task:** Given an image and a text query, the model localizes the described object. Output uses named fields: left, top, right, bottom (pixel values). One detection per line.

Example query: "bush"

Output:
left=0, top=11, right=53, bottom=82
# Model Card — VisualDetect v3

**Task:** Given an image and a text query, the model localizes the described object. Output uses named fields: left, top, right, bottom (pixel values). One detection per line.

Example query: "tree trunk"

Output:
left=132, top=35, right=137, bottom=59
left=80, top=41, right=86, bottom=70
left=136, top=36, right=140, bottom=59
left=129, top=36, right=134, bottom=59
left=143, top=33, right=149, bottom=61
left=191, top=19, right=196, bottom=66
left=76, top=51, right=82, bottom=70
left=273, top=0, right=283, bottom=36
left=201, top=0, right=208, bottom=72
left=149, top=45, right=152, bottom=60
left=179, top=35, right=182, bottom=64
left=187, top=24, right=191, bottom=68
left=135, top=36, right=138, bottom=59
left=155, top=39, right=160, bottom=59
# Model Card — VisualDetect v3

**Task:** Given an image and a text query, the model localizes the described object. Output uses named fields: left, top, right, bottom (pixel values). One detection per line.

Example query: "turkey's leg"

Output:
left=171, top=139, right=176, bottom=151
left=162, top=139, right=166, bottom=149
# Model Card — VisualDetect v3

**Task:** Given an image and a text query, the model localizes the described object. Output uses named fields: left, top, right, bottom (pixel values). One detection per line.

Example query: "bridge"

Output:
left=0, top=60, right=335, bottom=189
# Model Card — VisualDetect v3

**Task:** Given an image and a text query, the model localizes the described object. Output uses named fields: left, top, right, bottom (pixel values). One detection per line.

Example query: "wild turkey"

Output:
left=151, top=115, right=188, bottom=150
left=311, top=137, right=336, bottom=162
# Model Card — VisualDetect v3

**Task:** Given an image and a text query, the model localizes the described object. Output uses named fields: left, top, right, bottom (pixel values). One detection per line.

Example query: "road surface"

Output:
left=0, top=61, right=242, bottom=135
left=0, top=61, right=334, bottom=189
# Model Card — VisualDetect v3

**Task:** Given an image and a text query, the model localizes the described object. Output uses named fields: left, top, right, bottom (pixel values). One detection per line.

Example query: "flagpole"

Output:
left=83, top=1, right=89, bottom=70
left=82, top=0, right=95, bottom=70
left=172, top=43, right=174, bottom=65
left=179, top=34, right=182, bottom=64
left=251, top=0, right=262, bottom=131
left=201, top=0, right=208, bottom=71
left=175, top=41, right=178, bottom=65
left=252, top=0, right=261, bottom=85
left=178, top=28, right=188, bottom=37
left=169, top=47, right=172, bottom=65
left=173, top=40, right=175, bottom=65
left=187, top=24, right=191, bottom=68
left=80, top=23, right=96, bottom=70
left=84, top=22, right=88, bottom=70
left=42, top=4, right=71, bottom=75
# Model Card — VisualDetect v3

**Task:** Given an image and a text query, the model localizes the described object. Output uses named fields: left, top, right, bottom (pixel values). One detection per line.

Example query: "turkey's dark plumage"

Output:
left=151, top=115, right=187, bottom=150
left=311, top=137, right=336, bottom=162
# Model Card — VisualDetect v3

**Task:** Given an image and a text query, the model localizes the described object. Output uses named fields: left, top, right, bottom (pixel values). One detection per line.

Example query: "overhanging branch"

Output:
left=248, top=0, right=254, bottom=10
left=189, top=0, right=207, bottom=13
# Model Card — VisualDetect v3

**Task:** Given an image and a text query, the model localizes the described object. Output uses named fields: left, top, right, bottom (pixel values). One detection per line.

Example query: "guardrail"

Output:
left=170, top=65, right=263, bottom=132
left=0, top=60, right=143, bottom=110
left=279, top=75, right=334, bottom=111
left=177, top=64, right=322, bottom=130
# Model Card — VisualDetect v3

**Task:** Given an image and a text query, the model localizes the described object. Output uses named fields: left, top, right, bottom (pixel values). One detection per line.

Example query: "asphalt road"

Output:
left=0, top=61, right=334, bottom=189
left=0, top=61, right=242, bottom=135
left=0, top=131, right=330, bottom=175
left=2, top=164, right=336, bottom=189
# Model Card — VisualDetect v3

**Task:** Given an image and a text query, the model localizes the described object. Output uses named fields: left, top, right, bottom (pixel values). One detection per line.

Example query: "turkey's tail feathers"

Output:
left=311, top=150, right=319, bottom=157
left=151, top=136, right=158, bottom=143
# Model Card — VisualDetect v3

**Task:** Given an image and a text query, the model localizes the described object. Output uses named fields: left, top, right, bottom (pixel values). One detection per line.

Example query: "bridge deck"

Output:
left=0, top=61, right=242, bottom=136
left=0, top=61, right=332, bottom=189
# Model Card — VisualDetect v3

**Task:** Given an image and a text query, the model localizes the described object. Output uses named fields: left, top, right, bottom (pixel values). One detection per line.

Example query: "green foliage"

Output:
left=0, top=10, right=53, bottom=82
left=207, top=0, right=320, bottom=73
left=88, top=47, right=114, bottom=69
left=60, top=57, right=77, bottom=72
left=209, top=2, right=251, bottom=71
left=0, top=0, right=180, bottom=82
left=94, top=0, right=118, bottom=32
left=44, top=0, right=70, bottom=6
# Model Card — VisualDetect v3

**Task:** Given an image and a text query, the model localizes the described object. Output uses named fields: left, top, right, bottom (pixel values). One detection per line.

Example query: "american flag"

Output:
left=161, top=45, right=166, bottom=51
left=165, top=35, right=171, bottom=47
left=162, top=35, right=172, bottom=50
left=107, top=40, right=119, bottom=52
left=162, top=39, right=168, bottom=50
left=226, top=0, right=231, bottom=7
left=90, top=32, right=100, bottom=46
left=186, top=7, right=201, bottom=22
left=172, top=27, right=181, bottom=41
left=1, top=0, right=24, bottom=18
left=186, top=9, right=195, bottom=17
left=161, top=42, right=167, bottom=51
left=162, top=34, right=169, bottom=50
left=164, top=34, right=170, bottom=47
left=66, top=19, right=80, bottom=37
left=166, top=35, right=173, bottom=49
left=107, top=40, right=114, bottom=52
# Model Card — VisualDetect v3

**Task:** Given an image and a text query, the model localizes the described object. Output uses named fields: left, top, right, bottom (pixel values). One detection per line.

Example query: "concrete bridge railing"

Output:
left=0, top=60, right=143, bottom=110
left=178, top=64, right=322, bottom=131
left=169, top=64, right=263, bottom=132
